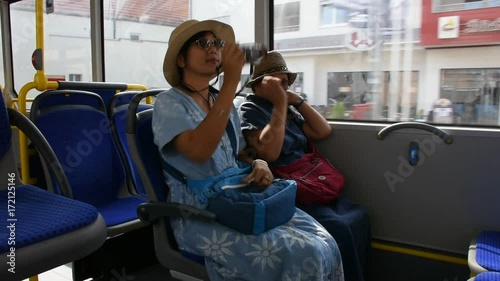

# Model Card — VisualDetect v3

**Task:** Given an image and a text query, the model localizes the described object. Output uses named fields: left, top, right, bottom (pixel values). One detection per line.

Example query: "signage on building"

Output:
left=462, top=18, right=500, bottom=33
left=438, top=16, right=459, bottom=39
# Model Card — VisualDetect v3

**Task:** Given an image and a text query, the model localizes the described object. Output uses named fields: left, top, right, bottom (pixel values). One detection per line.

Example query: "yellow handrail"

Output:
left=371, top=241, right=468, bottom=265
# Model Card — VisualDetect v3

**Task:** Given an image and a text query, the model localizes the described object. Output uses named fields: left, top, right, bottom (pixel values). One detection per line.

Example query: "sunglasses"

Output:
left=195, top=37, right=225, bottom=50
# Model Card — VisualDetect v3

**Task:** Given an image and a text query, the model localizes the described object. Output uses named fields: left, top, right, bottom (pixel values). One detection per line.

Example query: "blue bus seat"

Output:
left=126, top=90, right=213, bottom=280
left=468, top=272, right=500, bottom=281
left=108, top=90, right=163, bottom=196
left=0, top=91, right=106, bottom=281
left=30, top=90, right=147, bottom=237
left=469, top=231, right=500, bottom=276
left=56, top=81, right=129, bottom=111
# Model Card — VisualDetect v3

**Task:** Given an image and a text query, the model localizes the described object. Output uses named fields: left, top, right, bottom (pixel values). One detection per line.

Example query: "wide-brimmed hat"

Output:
left=163, top=19, right=235, bottom=86
left=245, top=50, right=297, bottom=88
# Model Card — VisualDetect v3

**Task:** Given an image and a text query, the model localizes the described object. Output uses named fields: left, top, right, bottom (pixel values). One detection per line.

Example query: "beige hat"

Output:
left=245, top=50, right=297, bottom=88
left=163, top=19, right=235, bottom=86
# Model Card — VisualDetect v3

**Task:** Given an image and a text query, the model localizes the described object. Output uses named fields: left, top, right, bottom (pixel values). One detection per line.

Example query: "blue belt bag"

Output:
left=163, top=118, right=297, bottom=235
left=187, top=165, right=297, bottom=235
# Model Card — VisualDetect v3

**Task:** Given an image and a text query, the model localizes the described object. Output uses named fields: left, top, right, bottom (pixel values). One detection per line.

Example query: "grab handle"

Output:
left=377, top=122, right=453, bottom=144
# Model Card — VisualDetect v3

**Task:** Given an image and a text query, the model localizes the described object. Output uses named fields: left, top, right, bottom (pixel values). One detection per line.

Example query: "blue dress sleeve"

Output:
left=152, top=90, right=197, bottom=151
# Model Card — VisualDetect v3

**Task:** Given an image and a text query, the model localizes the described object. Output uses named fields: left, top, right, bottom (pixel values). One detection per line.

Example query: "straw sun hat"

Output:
left=245, top=50, right=297, bottom=88
left=163, top=19, right=236, bottom=87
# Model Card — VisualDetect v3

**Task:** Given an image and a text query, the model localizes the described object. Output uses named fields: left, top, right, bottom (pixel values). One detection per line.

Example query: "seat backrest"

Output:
left=30, top=90, right=127, bottom=206
left=108, top=90, right=160, bottom=196
left=126, top=90, right=209, bottom=279
left=56, top=81, right=129, bottom=111
left=0, top=89, right=107, bottom=281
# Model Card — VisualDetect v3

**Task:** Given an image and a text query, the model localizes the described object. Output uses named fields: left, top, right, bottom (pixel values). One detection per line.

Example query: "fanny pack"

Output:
left=163, top=119, right=297, bottom=235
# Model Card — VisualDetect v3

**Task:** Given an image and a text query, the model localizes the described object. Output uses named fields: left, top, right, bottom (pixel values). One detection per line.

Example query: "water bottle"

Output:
left=241, top=43, right=268, bottom=63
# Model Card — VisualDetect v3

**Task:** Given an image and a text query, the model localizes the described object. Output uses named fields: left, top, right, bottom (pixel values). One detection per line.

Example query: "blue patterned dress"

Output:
left=152, top=88, right=344, bottom=281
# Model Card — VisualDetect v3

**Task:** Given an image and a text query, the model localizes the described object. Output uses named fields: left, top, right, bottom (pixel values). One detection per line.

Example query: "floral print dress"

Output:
left=152, top=88, right=344, bottom=281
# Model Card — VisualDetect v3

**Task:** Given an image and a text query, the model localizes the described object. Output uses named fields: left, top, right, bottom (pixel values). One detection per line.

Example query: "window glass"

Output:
left=104, top=0, right=255, bottom=89
left=273, top=0, right=500, bottom=127
left=103, top=0, right=188, bottom=88
left=320, top=3, right=366, bottom=26
left=11, top=0, right=91, bottom=96
left=439, top=69, right=500, bottom=125
left=274, top=2, right=300, bottom=33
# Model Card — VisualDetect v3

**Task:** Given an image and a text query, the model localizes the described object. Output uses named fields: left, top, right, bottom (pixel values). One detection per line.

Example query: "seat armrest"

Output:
left=137, top=202, right=216, bottom=223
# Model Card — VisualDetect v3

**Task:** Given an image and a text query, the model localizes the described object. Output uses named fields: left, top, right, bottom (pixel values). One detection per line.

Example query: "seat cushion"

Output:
left=474, top=272, right=500, bottom=281
left=0, top=185, right=99, bottom=253
left=96, top=196, right=147, bottom=226
left=476, top=231, right=500, bottom=271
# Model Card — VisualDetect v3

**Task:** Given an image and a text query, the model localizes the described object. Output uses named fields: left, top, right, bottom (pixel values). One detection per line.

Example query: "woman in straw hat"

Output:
left=152, top=20, right=344, bottom=280
left=239, top=51, right=371, bottom=281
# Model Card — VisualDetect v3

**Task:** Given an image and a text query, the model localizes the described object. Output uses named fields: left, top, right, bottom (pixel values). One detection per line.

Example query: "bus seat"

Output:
left=467, top=271, right=500, bottom=281
left=29, top=90, right=147, bottom=237
left=0, top=92, right=106, bottom=281
left=126, top=90, right=213, bottom=280
left=108, top=90, right=162, bottom=196
left=56, top=81, right=129, bottom=111
left=469, top=231, right=500, bottom=276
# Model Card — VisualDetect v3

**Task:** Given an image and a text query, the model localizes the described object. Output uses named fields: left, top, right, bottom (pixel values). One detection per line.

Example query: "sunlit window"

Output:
left=274, top=0, right=424, bottom=123
left=274, top=2, right=300, bottom=33
left=438, top=69, right=500, bottom=125
left=103, top=0, right=190, bottom=88
left=321, top=3, right=366, bottom=26
left=325, top=71, right=418, bottom=121
left=11, top=0, right=91, bottom=96
left=103, top=0, right=255, bottom=89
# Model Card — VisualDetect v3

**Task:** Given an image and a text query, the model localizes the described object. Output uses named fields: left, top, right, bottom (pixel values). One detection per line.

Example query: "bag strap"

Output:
left=163, top=119, right=238, bottom=184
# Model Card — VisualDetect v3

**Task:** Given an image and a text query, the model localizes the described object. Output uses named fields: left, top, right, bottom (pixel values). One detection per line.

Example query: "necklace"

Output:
left=181, top=82, right=213, bottom=108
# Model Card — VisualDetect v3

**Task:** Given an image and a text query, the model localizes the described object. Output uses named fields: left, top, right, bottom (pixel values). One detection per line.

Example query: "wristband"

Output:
left=252, top=159, right=268, bottom=168
left=293, top=97, right=305, bottom=109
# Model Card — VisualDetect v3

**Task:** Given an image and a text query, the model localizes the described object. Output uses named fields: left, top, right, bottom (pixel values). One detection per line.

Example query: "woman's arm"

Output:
left=287, top=91, right=332, bottom=140
left=243, top=77, right=288, bottom=162
left=173, top=43, right=245, bottom=163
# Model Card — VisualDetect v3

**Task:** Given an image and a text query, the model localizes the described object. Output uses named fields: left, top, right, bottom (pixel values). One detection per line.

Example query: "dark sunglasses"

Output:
left=195, top=37, right=225, bottom=50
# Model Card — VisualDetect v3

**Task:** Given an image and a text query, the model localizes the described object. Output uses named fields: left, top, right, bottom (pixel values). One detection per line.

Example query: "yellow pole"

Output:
left=34, top=0, right=47, bottom=90
left=18, top=82, right=37, bottom=184
left=125, top=84, right=153, bottom=103
left=17, top=0, right=52, bottom=183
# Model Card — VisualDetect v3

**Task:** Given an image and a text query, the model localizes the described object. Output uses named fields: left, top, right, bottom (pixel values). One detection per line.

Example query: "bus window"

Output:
left=104, top=0, right=255, bottom=89
left=272, top=0, right=500, bottom=127
left=103, top=0, right=187, bottom=88
left=440, top=68, right=500, bottom=126
left=192, top=0, right=256, bottom=91
left=11, top=0, right=91, bottom=93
